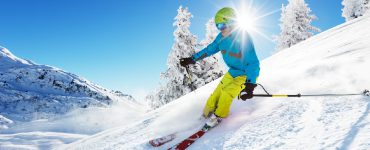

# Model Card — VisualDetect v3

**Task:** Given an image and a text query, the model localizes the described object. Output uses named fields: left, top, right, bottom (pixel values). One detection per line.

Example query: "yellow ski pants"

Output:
left=203, top=72, right=246, bottom=118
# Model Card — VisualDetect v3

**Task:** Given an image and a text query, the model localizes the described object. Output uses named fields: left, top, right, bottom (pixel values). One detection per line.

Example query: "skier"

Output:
left=180, top=7, right=260, bottom=129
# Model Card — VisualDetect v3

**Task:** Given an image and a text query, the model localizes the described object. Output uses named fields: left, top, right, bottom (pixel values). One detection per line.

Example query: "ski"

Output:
left=149, top=133, right=176, bottom=147
left=168, top=124, right=213, bottom=150
left=149, top=116, right=207, bottom=147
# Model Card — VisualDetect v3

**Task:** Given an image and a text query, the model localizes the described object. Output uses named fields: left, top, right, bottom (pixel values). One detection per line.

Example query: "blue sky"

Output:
left=0, top=0, right=344, bottom=100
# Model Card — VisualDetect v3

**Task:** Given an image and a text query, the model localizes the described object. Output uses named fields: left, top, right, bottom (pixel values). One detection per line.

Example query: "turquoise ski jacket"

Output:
left=192, top=31, right=260, bottom=84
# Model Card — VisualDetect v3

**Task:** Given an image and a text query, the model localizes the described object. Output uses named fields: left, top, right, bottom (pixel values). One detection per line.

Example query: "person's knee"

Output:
left=223, top=82, right=244, bottom=97
left=222, top=87, right=239, bottom=98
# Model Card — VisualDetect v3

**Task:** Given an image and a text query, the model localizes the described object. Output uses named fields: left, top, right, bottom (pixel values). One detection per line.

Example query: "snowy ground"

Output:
left=2, top=12, right=370, bottom=150
left=57, top=15, right=370, bottom=150
left=0, top=46, right=141, bottom=122
left=0, top=101, right=147, bottom=149
left=0, top=45, right=147, bottom=149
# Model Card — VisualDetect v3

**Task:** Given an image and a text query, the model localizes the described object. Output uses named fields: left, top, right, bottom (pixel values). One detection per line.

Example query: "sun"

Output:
left=236, top=12, right=257, bottom=32
left=213, top=0, right=281, bottom=42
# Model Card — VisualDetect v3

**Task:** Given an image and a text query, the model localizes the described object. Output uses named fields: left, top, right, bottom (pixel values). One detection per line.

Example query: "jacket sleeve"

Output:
left=245, top=61, right=260, bottom=84
left=192, top=33, right=221, bottom=61
left=242, top=33, right=260, bottom=84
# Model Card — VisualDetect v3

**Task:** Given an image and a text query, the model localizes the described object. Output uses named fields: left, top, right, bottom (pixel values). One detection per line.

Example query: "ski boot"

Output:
left=202, top=113, right=222, bottom=131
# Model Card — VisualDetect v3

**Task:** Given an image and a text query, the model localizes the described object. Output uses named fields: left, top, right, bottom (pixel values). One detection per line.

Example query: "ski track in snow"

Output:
left=223, top=100, right=308, bottom=149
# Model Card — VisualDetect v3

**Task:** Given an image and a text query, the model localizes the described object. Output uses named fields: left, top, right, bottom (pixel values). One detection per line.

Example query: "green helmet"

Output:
left=215, top=7, right=236, bottom=24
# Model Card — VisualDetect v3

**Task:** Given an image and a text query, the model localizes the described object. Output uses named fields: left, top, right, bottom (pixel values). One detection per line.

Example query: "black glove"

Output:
left=180, top=57, right=195, bottom=67
left=240, top=83, right=257, bottom=100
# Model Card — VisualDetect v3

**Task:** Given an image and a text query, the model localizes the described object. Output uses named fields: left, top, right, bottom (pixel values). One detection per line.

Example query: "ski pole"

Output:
left=253, top=94, right=301, bottom=97
left=185, top=66, right=193, bottom=82
left=253, top=89, right=369, bottom=98
left=184, top=65, right=196, bottom=91
left=241, top=84, right=370, bottom=99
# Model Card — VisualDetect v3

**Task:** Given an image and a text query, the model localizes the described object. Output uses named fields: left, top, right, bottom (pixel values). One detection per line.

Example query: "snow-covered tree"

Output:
left=146, top=6, right=198, bottom=108
left=275, top=0, right=320, bottom=52
left=146, top=7, right=223, bottom=109
left=195, top=18, right=225, bottom=84
left=199, top=18, right=219, bottom=47
left=342, top=0, right=370, bottom=21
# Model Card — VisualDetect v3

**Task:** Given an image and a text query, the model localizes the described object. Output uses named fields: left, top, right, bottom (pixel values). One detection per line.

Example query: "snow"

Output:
left=0, top=47, right=33, bottom=68
left=275, top=0, right=320, bottom=51
left=0, top=46, right=143, bottom=122
left=0, top=132, right=87, bottom=150
left=146, top=6, right=223, bottom=109
left=57, top=15, right=370, bottom=150
left=342, top=0, right=370, bottom=21
left=1, top=10, right=370, bottom=150
left=0, top=46, right=146, bottom=148
left=0, top=115, right=13, bottom=130
left=0, top=101, right=146, bottom=149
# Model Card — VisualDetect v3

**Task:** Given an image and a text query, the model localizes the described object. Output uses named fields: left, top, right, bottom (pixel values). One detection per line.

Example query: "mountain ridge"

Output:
left=0, top=46, right=140, bottom=122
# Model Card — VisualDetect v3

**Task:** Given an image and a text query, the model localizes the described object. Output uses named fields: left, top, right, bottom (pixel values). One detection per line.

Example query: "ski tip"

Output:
left=149, top=140, right=161, bottom=147
left=364, top=89, right=370, bottom=97
left=149, top=134, right=176, bottom=147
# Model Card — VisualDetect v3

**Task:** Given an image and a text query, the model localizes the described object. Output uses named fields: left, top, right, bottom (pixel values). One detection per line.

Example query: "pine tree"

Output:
left=146, top=8, right=224, bottom=109
left=342, top=0, right=370, bottom=21
left=275, top=0, right=320, bottom=51
left=146, top=6, right=198, bottom=108
left=193, top=18, right=224, bottom=85
left=199, top=18, right=219, bottom=47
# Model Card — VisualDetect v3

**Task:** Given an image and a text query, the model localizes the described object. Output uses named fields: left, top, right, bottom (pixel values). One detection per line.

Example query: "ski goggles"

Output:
left=216, top=23, right=228, bottom=31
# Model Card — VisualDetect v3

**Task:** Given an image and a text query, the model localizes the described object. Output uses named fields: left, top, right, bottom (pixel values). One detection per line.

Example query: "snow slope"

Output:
left=63, top=16, right=369, bottom=150
left=0, top=47, right=141, bottom=122
left=0, top=47, right=147, bottom=149
left=0, top=115, right=13, bottom=130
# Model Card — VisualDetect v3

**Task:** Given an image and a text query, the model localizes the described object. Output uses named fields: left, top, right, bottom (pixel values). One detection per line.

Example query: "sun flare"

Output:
left=219, top=0, right=281, bottom=42
left=236, top=12, right=257, bottom=32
